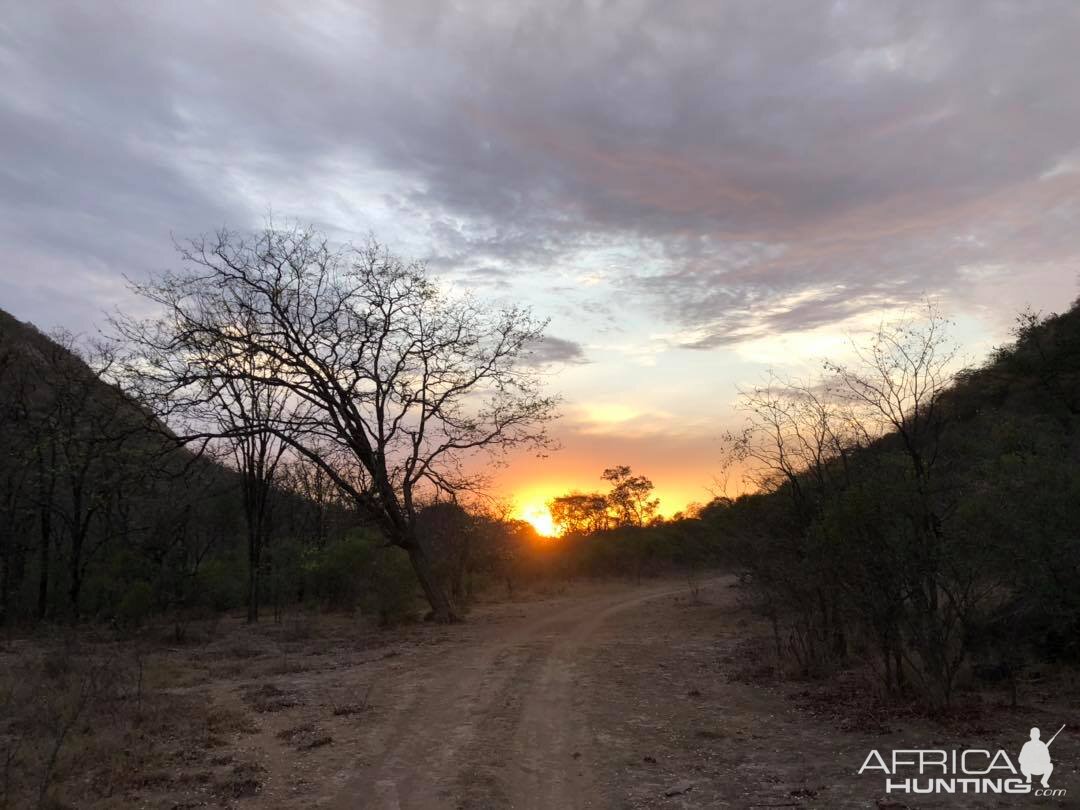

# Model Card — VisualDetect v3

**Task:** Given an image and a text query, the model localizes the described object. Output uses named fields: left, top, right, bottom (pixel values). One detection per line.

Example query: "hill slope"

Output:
left=702, top=298, right=1080, bottom=707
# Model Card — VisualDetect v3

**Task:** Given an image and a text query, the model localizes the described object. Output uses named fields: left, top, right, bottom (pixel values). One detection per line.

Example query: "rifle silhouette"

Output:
left=1047, top=724, right=1066, bottom=747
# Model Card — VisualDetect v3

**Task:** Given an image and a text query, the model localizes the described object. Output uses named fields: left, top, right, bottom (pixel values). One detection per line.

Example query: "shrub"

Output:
left=304, top=532, right=370, bottom=610
left=303, top=531, right=418, bottom=622
left=195, top=557, right=245, bottom=612
left=116, top=581, right=155, bottom=628
left=363, top=544, right=417, bottom=625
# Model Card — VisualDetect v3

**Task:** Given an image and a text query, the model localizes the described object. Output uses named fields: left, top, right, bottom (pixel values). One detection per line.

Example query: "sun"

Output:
left=520, top=502, right=557, bottom=537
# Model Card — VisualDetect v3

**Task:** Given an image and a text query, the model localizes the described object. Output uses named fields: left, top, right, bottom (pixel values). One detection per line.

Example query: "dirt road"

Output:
left=199, top=577, right=1076, bottom=809
left=329, top=581, right=695, bottom=809
left=10, top=576, right=1076, bottom=808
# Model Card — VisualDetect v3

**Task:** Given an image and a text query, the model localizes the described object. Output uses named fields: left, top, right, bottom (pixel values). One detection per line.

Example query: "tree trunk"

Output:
left=69, top=530, right=85, bottom=621
left=406, top=542, right=461, bottom=623
left=68, top=563, right=82, bottom=621
left=450, top=533, right=470, bottom=604
left=247, top=535, right=260, bottom=624
left=37, top=519, right=50, bottom=621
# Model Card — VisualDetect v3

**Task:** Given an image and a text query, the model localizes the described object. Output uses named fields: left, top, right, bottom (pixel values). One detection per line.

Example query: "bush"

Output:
left=304, top=533, right=370, bottom=610
left=195, top=557, right=245, bottom=612
left=363, top=544, right=417, bottom=625
left=116, top=581, right=155, bottom=628
left=303, top=531, right=418, bottom=623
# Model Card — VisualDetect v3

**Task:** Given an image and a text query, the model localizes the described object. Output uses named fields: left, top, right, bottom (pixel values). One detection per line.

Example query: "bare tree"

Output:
left=825, top=304, right=970, bottom=708
left=0, top=323, right=36, bottom=625
left=280, top=448, right=349, bottom=551
left=222, top=372, right=292, bottom=623
left=20, top=334, right=147, bottom=620
left=825, top=303, right=959, bottom=488
left=202, top=351, right=295, bottom=623
left=116, top=225, right=556, bottom=621
left=726, top=376, right=863, bottom=674
left=727, top=304, right=977, bottom=706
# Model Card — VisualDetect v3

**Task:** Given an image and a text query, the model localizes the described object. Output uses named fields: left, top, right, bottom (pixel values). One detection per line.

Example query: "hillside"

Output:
left=702, top=299, right=1080, bottom=708
left=0, top=308, right=236, bottom=623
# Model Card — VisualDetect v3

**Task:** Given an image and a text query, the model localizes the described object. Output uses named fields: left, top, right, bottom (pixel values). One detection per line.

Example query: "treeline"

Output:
left=702, top=302, right=1080, bottom=709
left=544, top=465, right=720, bottom=580
left=0, top=222, right=568, bottom=628
left=0, top=290, right=720, bottom=630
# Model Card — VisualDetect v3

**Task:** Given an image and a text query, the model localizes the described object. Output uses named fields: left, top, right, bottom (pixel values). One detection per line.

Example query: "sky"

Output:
left=3, top=1, right=1080, bottom=526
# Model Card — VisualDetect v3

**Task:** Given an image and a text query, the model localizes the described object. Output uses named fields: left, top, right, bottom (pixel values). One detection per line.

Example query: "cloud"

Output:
left=2, top=0, right=1079, bottom=344
left=523, top=335, right=588, bottom=366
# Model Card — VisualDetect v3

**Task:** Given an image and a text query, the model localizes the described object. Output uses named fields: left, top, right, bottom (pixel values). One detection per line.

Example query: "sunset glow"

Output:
left=518, top=502, right=557, bottom=537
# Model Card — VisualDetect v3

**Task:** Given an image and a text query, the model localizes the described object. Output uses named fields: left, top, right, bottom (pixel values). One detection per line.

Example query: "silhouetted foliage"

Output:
left=115, top=225, right=557, bottom=622
left=549, top=465, right=661, bottom=536
left=545, top=466, right=720, bottom=582
left=0, top=308, right=362, bottom=627
left=705, top=300, right=1080, bottom=711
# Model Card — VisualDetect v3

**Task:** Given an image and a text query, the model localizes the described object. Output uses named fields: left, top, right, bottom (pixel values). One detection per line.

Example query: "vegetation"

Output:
left=546, top=466, right=716, bottom=582
left=701, top=301, right=1080, bottom=710
left=0, top=222, right=558, bottom=628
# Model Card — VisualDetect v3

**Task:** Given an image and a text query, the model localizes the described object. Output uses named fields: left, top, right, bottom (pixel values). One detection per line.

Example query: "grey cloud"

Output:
left=524, top=336, right=588, bottom=366
left=2, top=1, right=1080, bottom=339
left=470, top=267, right=511, bottom=278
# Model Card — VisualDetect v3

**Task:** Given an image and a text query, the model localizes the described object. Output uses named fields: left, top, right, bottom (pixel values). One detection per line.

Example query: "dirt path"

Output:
left=11, top=577, right=1076, bottom=808
left=184, top=576, right=1076, bottom=809
left=330, top=581, right=694, bottom=809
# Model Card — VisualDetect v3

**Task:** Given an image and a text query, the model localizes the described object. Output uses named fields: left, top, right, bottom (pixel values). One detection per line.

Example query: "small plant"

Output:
left=331, top=683, right=373, bottom=717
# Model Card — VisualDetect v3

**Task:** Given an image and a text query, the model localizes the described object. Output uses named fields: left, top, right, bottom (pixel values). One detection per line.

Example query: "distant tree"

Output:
left=219, top=372, right=292, bottom=624
left=549, top=466, right=660, bottom=536
left=117, top=225, right=556, bottom=622
left=468, top=502, right=539, bottom=598
left=194, top=347, right=295, bottom=624
left=549, top=492, right=610, bottom=536
left=601, top=465, right=659, bottom=527
left=280, top=450, right=350, bottom=551
left=0, top=321, right=35, bottom=623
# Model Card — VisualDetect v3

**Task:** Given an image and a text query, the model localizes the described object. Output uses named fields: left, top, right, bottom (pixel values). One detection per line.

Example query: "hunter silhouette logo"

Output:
left=859, top=723, right=1068, bottom=798
left=1019, top=725, right=1064, bottom=789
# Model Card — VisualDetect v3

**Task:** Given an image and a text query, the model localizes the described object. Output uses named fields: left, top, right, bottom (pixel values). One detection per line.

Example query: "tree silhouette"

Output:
left=116, top=225, right=557, bottom=621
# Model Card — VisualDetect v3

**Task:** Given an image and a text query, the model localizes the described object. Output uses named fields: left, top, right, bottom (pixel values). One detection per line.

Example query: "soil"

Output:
left=7, top=576, right=1078, bottom=808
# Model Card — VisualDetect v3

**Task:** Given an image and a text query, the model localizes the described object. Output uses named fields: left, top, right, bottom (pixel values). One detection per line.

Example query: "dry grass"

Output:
left=0, top=610, right=395, bottom=809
